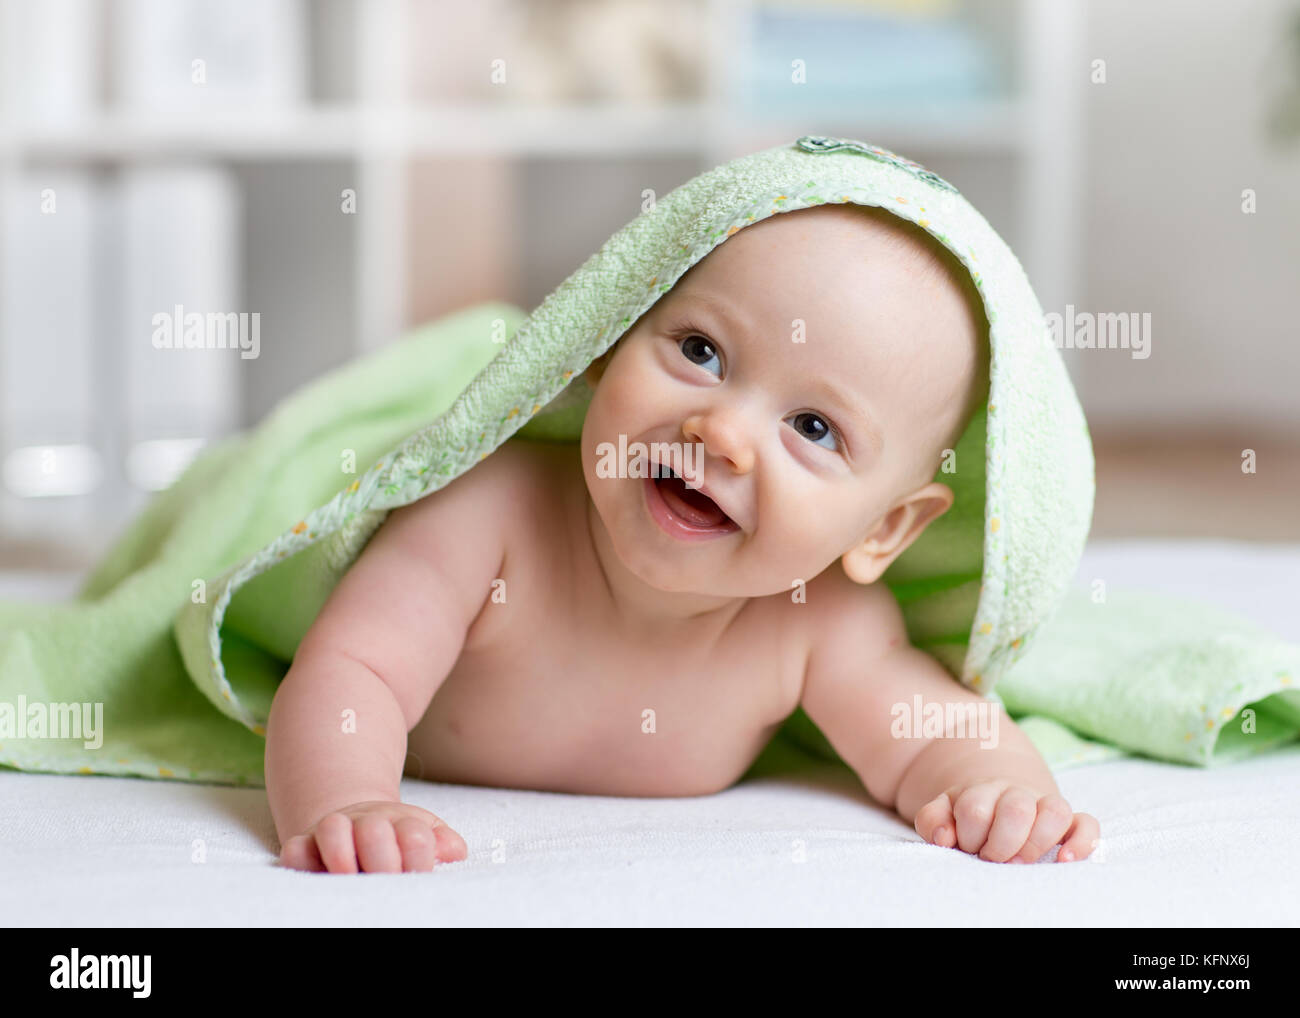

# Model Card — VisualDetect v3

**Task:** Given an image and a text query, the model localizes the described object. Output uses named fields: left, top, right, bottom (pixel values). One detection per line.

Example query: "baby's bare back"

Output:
left=404, top=440, right=809, bottom=797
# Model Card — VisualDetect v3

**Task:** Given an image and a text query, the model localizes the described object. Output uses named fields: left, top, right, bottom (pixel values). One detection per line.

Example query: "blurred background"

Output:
left=0, top=0, right=1297, bottom=573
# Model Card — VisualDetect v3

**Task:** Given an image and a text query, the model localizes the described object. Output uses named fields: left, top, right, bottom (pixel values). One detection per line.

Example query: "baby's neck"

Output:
left=581, top=488, right=749, bottom=639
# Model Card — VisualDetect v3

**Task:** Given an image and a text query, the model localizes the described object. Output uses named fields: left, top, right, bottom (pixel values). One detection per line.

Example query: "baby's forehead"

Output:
left=685, top=204, right=969, bottom=304
left=673, top=208, right=979, bottom=337
left=771, top=203, right=963, bottom=283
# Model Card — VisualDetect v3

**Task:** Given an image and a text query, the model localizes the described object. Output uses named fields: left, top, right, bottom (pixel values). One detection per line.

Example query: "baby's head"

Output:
left=580, top=201, right=989, bottom=597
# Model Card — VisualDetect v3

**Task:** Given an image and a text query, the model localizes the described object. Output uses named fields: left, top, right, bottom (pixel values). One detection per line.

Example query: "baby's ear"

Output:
left=840, top=482, right=954, bottom=585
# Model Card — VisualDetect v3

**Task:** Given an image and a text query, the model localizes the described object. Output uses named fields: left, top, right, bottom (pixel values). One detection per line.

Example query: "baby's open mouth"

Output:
left=652, top=466, right=734, bottom=529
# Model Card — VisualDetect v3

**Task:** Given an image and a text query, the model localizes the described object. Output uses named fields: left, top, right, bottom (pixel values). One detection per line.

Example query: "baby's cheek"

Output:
left=791, top=483, right=862, bottom=542
left=766, top=501, right=853, bottom=578
left=597, top=360, right=659, bottom=425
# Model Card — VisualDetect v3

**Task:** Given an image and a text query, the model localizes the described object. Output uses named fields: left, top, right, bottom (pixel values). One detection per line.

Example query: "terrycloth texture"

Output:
left=1, top=134, right=1297, bottom=786
left=995, top=589, right=1300, bottom=765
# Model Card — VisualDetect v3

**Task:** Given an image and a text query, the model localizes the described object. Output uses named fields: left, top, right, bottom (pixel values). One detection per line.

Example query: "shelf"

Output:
left=0, top=109, right=365, bottom=161
left=725, top=98, right=1027, bottom=154
left=0, top=99, right=1027, bottom=162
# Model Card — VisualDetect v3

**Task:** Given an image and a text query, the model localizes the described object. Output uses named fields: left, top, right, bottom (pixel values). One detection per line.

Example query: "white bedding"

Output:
left=2, top=539, right=1298, bottom=927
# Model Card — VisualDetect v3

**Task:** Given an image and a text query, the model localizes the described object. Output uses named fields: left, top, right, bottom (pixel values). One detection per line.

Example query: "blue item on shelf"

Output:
left=743, top=6, right=1002, bottom=113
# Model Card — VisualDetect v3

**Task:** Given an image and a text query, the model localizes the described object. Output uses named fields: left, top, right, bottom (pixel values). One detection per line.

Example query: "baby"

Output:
left=267, top=202, right=1100, bottom=873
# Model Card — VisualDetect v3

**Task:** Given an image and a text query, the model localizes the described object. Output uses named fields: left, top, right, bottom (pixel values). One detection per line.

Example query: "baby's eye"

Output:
left=679, top=335, right=722, bottom=377
left=786, top=411, right=840, bottom=452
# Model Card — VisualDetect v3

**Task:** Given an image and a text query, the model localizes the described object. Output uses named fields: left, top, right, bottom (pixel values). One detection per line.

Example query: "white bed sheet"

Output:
left=2, top=539, right=1298, bottom=927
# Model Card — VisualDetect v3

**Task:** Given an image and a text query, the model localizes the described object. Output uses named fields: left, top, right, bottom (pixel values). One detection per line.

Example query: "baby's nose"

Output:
left=682, top=409, right=755, bottom=474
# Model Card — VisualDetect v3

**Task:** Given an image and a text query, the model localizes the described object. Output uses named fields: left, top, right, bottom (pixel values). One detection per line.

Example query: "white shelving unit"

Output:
left=0, top=0, right=1084, bottom=563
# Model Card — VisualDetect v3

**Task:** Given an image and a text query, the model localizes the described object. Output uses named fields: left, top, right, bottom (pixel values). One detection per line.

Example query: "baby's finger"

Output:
left=314, top=811, right=360, bottom=874
left=394, top=816, right=440, bottom=872
left=431, top=821, right=469, bottom=862
left=914, top=793, right=957, bottom=848
left=353, top=814, right=403, bottom=873
left=952, top=783, right=1003, bottom=855
left=1056, top=812, right=1101, bottom=863
left=279, top=834, right=326, bottom=872
left=1011, top=794, right=1074, bottom=863
left=979, top=787, right=1038, bottom=863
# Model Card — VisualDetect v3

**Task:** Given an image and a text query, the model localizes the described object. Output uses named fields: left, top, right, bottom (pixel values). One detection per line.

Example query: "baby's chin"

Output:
left=605, top=535, right=826, bottom=601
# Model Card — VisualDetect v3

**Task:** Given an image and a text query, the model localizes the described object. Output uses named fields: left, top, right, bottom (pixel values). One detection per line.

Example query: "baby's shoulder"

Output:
left=377, top=438, right=568, bottom=568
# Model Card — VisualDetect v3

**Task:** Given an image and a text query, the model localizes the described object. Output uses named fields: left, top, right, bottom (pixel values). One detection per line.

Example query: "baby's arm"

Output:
left=799, top=581, right=1099, bottom=863
left=266, top=454, right=510, bottom=874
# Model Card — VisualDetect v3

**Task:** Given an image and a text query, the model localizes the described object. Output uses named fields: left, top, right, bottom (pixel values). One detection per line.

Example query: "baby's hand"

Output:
left=278, top=801, right=468, bottom=874
left=914, top=780, right=1099, bottom=863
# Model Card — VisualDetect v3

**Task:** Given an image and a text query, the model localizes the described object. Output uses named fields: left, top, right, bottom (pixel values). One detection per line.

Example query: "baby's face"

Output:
left=580, top=203, right=983, bottom=598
